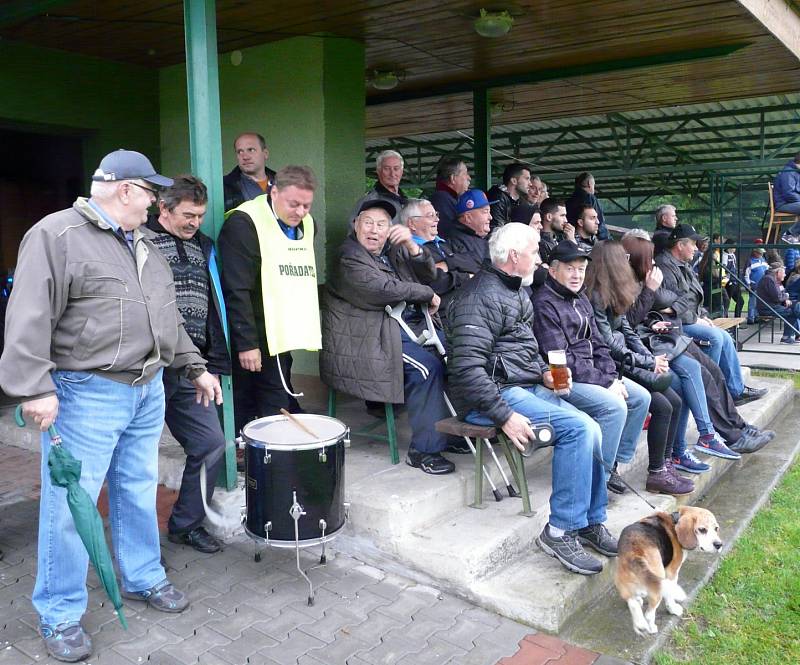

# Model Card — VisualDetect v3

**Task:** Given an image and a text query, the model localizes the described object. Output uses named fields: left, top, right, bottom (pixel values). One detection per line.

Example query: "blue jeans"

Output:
left=564, top=379, right=650, bottom=475
left=669, top=353, right=714, bottom=458
left=465, top=385, right=607, bottom=531
left=33, top=370, right=167, bottom=626
left=768, top=302, right=800, bottom=338
left=683, top=322, right=744, bottom=398
left=777, top=201, right=800, bottom=234
left=747, top=285, right=760, bottom=322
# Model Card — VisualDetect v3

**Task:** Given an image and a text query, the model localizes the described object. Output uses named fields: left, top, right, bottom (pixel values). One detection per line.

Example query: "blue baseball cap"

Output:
left=456, top=189, right=495, bottom=215
left=92, top=149, right=173, bottom=187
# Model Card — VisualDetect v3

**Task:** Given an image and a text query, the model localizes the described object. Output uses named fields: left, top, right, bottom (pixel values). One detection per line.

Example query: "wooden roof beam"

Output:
left=737, top=0, right=800, bottom=61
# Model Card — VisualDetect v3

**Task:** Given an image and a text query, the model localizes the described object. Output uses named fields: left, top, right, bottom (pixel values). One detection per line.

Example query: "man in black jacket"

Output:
left=566, top=172, right=609, bottom=240
left=429, top=156, right=471, bottom=239
left=487, top=163, right=531, bottom=229
left=223, top=133, right=276, bottom=211
left=448, top=224, right=616, bottom=576
left=145, top=175, right=230, bottom=554
left=447, top=189, right=493, bottom=274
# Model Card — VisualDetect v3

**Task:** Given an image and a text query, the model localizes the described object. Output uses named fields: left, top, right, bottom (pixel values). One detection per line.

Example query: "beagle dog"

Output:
left=614, top=506, right=722, bottom=635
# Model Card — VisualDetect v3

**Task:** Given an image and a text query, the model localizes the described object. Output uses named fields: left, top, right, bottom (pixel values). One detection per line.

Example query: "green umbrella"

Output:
left=16, top=406, right=128, bottom=629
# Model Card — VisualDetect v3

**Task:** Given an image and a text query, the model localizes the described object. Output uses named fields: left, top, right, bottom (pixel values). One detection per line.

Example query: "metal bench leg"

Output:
left=385, top=404, right=400, bottom=465
left=498, top=434, right=534, bottom=517
left=470, top=437, right=485, bottom=509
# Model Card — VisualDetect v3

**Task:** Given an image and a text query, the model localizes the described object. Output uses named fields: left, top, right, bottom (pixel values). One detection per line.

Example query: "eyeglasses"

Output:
left=358, top=216, right=390, bottom=230
left=129, top=182, right=158, bottom=199
left=410, top=212, right=439, bottom=221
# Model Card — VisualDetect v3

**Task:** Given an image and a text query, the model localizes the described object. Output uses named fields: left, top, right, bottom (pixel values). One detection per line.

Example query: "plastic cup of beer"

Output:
left=548, top=350, right=570, bottom=396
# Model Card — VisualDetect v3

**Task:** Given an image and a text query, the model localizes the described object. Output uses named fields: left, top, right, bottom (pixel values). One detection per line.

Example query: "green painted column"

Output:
left=473, top=88, right=491, bottom=191
left=183, top=0, right=236, bottom=490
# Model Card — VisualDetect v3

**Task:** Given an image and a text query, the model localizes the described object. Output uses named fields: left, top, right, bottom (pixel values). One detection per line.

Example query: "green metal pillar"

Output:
left=184, top=0, right=237, bottom=490
left=473, top=88, right=491, bottom=191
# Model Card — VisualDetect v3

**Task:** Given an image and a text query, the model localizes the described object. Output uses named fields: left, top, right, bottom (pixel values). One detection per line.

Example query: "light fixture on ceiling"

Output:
left=490, top=99, right=515, bottom=118
left=474, top=9, right=514, bottom=38
left=368, top=70, right=403, bottom=91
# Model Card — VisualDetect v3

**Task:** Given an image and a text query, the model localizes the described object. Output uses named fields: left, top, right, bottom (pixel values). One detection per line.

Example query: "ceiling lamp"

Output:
left=369, top=70, right=402, bottom=91
left=474, top=9, right=514, bottom=38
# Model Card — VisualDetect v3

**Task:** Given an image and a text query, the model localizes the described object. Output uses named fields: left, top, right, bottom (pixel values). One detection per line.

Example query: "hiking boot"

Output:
left=122, top=579, right=189, bottom=613
left=576, top=523, right=619, bottom=557
left=444, top=439, right=473, bottom=454
left=646, top=466, right=694, bottom=496
left=406, top=448, right=455, bottom=475
left=729, top=429, right=772, bottom=454
left=536, top=524, right=603, bottom=575
left=734, top=385, right=768, bottom=406
left=606, top=462, right=626, bottom=494
left=695, top=434, right=741, bottom=460
left=672, top=450, right=711, bottom=474
left=41, top=622, right=92, bottom=663
left=744, top=424, right=775, bottom=441
left=168, top=526, right=221, bottom=553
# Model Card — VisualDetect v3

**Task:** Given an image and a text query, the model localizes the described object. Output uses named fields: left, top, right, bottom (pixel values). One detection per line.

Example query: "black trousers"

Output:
left=725, top=282, right=745, bottom=318
left=685, top=343, right=746, bottom=445
left=231, top=350, right=300, bottom=433
left=163, top=368, right=226, bottom=535
left=647, top=387, right=682, bottom=471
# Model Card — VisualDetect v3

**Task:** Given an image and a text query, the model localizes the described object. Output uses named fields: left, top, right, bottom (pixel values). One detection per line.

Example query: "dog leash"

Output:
left=590, top=449, right=658, bottom=510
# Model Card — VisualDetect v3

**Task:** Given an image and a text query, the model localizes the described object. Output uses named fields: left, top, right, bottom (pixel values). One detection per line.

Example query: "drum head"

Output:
left=244, top=414, right=347, bottom=450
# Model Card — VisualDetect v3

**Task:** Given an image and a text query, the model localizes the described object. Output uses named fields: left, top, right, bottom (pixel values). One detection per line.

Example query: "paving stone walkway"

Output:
left=0, top=445, right=621, bottom=665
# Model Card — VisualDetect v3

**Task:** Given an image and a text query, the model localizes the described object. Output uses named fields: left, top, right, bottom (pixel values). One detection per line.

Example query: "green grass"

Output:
left=752, top=368, right=800, bottom=390
left=653, top=459, right=800, bottom=665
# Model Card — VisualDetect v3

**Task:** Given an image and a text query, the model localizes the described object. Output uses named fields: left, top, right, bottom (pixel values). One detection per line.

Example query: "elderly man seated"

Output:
left=447, top=189, right=494, bottom=274
left=532, top=241, right=650, bottom=495
left=320, top=200, right=456, bottom=475
left=655, top=223, right=767, bottom=407
left=402, top=198, right=474, bottom=314
left=448, top=223, right=615, bottom=576
left=756, top=261, right=800, bottom=344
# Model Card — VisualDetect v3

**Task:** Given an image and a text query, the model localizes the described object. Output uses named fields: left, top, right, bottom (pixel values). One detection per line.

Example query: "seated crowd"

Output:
left=320, top=150, right=774, bottom=577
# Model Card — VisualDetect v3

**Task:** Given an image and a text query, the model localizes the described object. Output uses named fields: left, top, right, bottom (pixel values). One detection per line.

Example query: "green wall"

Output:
left=0, top=40, right=161, bottom=180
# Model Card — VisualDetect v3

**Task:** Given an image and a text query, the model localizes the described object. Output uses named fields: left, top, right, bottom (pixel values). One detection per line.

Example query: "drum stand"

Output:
left=252, top=491, right=349, bottom=606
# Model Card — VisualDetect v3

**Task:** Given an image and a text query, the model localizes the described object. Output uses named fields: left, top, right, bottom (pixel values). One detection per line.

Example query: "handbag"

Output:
left=619, top=349, right=674, bottom=393
left=638, top=312, right=692, bottom=361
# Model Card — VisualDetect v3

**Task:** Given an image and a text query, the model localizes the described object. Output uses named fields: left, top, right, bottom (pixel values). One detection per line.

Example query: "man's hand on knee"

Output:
left=502, top=412, right=535, bottom=452
left=238, top=349, right=262, bottom=372
left=23, top=395, right=59, bottom=431
left=192, top=371, right=223, bottom=407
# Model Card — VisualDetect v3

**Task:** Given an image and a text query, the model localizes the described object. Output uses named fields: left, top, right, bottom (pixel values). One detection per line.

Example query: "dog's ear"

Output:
left=676, top=513, right=698, bottom=550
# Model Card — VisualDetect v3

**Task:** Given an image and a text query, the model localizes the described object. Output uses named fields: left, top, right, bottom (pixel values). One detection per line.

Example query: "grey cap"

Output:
left=92, top=149, right=173, bottom=187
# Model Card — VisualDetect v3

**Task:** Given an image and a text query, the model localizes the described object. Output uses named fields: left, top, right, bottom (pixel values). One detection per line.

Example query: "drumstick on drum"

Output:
left=280, top=408, right=319, bottom=439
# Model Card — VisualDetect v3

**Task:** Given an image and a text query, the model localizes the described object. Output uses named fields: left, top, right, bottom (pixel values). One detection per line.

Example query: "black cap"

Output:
left=550, top=240, right=591, bottom=263
left=356, top=199, right=397, bottom=220
left=668, top=223, right=704, bottom=245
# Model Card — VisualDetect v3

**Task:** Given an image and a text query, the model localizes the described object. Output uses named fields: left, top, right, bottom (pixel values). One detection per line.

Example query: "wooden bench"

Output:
left=711, top=316, right=746, bottom=348
left=435, top=417, right=534, bottom=515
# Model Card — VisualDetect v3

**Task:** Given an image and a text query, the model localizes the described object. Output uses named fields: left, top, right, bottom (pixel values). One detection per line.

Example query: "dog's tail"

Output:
left=629, top=556, right=664, bottom=588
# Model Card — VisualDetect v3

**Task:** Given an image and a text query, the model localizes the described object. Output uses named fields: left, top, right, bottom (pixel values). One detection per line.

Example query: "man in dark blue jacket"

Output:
left=146, top=175, right=230, bottom=554
left=772, top=153, right=800, bottom=243
left=566, top=172, right=609, bottom=240
left=429, top=156, right=471, bottom=239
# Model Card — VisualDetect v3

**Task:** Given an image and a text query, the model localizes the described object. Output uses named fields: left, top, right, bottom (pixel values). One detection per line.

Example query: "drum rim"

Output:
left=242, top=414, right=347, bottom=450
left=243, top=524, right=345, bottom=547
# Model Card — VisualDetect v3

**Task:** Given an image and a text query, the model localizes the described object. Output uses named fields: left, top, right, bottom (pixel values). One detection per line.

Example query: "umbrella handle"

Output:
left=14, top=405, right=61, bottom=444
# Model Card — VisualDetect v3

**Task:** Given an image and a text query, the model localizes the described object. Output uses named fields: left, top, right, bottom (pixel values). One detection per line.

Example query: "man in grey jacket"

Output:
left=0, top=150, right=221, bottom=663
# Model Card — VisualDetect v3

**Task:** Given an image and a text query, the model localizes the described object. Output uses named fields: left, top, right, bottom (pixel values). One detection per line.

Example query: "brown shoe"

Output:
left=646, top=466, right=694, bottom=496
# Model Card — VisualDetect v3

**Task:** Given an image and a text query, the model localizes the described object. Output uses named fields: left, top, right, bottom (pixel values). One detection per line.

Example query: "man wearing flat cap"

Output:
left=0, top=149, right=222, bottom=662
left=655, top=223, right=767, bottom=407
left=321, top=199, right=457, bottom=475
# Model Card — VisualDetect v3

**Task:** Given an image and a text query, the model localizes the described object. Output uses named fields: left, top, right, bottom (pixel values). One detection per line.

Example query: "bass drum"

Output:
left=243, top=414, right=346, bottom=547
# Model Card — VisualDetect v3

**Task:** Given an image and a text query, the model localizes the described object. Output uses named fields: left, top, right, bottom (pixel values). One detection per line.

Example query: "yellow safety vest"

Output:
left=228, top=196, right=321, bottom=355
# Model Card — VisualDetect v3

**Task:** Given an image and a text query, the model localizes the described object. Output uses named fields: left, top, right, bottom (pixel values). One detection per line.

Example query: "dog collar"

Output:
left=671, top=511, right=680, bottom=524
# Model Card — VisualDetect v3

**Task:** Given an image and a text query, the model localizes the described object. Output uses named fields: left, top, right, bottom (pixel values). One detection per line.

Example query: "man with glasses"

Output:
left=402, top=198, right=474, bottom=314
left=321, top=200, right=457, bottom=475
left=0, top=149, right=221, bottom=662
left=219, top=165, right=321, bottom=434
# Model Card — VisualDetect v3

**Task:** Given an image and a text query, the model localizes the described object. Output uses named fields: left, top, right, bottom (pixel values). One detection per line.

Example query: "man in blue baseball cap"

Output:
left=447, top=189, right=495, bottom=274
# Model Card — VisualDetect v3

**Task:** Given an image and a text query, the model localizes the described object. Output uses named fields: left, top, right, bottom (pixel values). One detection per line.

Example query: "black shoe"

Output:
left=536, top=524, right=603, bottom=575
left=445, top=439, right=473, bottom=454
left=729, top=430, right=772, bottom=454
left=577, top=523, right=619, bottom=557
left=606, top=463, right=626, bottom=494
left=734, top=386, right=768, bottom=406
left=405, top=448, right=455, bottom=475
left=168, top=526, right=221, bottom=553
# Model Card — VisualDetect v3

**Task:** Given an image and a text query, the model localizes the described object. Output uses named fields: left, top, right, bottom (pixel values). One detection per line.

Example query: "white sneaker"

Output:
left=781, top=232, right=800, bottom=244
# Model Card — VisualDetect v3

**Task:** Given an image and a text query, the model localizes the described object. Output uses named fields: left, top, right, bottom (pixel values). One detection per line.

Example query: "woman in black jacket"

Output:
left=584, top=242, right=693, bottom=496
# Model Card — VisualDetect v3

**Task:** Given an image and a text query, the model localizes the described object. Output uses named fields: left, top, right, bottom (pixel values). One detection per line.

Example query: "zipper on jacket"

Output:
left=85, top=276, right=128, bottom=293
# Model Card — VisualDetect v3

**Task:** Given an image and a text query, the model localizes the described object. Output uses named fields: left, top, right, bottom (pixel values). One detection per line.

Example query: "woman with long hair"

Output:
left=623, top=230, right=774, bottom=459
left=584, top=242, right=693, bottom=495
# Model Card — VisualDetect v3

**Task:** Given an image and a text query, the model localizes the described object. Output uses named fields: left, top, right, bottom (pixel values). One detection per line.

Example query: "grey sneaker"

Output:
left=41, top=622, right=92, bottom=662
left=782, top=232, right=800, bottom=244
left=744, top=424, right=775, bottom=441
left=122, top=579, right=189, bottom=613
left=729, top=429, right=772, bottom=454
left=536, top=524, right=603, bottom=574
left=576, top=523, right=619, bottom=557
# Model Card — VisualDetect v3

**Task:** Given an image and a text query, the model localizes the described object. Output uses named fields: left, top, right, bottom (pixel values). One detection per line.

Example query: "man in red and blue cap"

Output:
left=447, top=189, right=495, bottom=274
